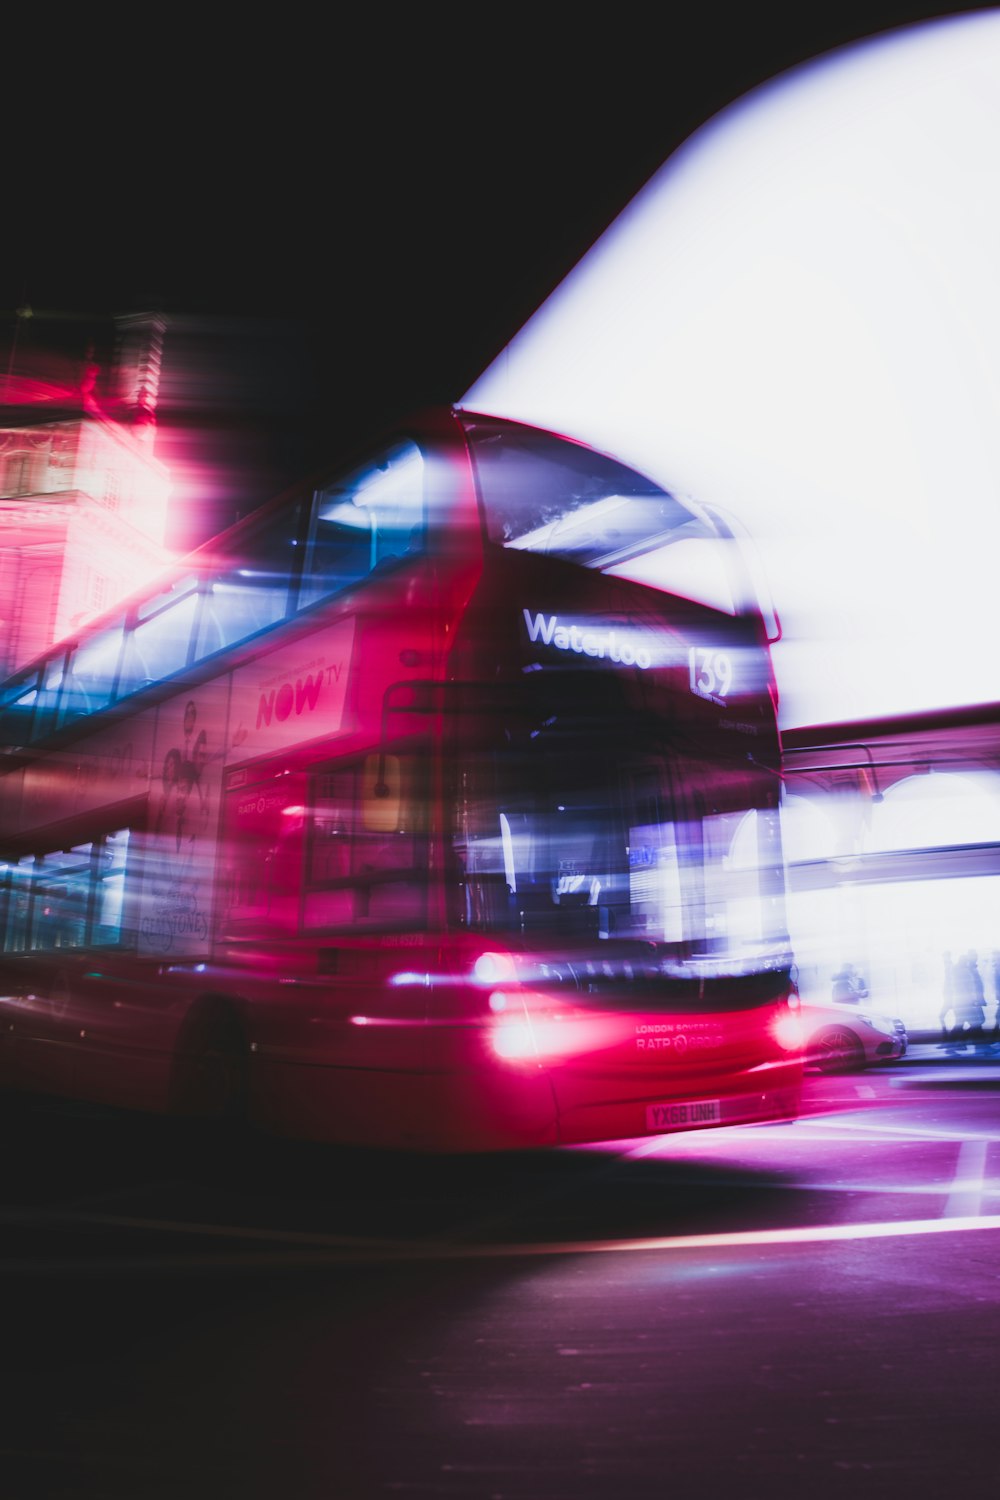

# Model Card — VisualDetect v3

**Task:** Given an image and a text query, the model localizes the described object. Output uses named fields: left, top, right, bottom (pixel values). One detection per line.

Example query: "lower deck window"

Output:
left=304, top=753, right=428, bottom=931
left=0, top=829, right=134, bottom=953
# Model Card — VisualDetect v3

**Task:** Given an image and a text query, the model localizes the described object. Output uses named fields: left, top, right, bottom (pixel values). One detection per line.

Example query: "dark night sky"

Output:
left=5, top=5, right=964, bottom=545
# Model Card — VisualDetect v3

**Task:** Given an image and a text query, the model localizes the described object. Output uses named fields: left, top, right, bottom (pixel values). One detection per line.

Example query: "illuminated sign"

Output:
left=227, top=617, right=356, bottom=765
left=688, top=646, right=733, bottom=703
left=522, top=608, right=654, bottom=669
left=523, top=607, right=735, bottom=701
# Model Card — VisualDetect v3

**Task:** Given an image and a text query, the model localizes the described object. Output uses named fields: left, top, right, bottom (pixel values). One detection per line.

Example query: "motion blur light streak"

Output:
left=464, top=11, right=1000, bottom=729
left=5, top=1208, right=1000, bottom=1271
left=770, top=1011, right=805, bottom=1051
left=561, top=1215, right=1000, bottom=1255
left=797, top=1116, right=1000, bottom=1143
left=490, top=1020, right=538, bottom=1061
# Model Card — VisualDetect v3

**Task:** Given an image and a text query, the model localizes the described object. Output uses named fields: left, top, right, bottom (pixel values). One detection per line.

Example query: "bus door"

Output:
left=299, top=752, right=434, bottom=1070
left=220, top=766, right=311, bottom=938
left=215, top=750, right=435, bottom=1145
left=220, top=753, right=432, bottom=1072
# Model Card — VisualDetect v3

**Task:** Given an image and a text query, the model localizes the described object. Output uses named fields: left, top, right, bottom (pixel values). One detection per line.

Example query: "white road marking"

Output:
left=944, top=1138, right=989, bottom=1218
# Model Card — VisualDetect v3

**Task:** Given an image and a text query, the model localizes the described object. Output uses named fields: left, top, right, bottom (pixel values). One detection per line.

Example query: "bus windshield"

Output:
left=460, top=413, right=738, bottom=614
left=446, top=685, right=788, bottom=974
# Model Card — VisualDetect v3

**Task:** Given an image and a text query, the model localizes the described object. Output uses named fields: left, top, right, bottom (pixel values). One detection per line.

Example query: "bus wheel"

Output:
left=169, top=1003, right=249, bottom=1124
left=814, top=1026, right=864, bottom=1074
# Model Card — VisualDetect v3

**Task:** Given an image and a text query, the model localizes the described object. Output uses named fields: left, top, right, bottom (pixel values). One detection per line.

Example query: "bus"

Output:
left=0, top=408, right=802, bottom=1151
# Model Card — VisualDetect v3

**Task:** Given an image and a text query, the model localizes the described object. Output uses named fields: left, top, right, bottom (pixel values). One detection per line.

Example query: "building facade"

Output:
left=0, top=313, right=173, bottom=680
left=781, top=705, right=1000, bottom=1033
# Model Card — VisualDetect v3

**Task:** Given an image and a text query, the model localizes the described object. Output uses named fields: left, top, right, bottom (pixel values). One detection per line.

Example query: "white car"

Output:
left=796, top=1000, right=908, bottom=1073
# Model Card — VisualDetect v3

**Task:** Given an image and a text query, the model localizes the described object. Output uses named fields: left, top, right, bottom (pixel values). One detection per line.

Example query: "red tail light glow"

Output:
left=473, top=951, right=518, bottom=985
left=490, top=1019, right=539, bottom=1061
left=772, top=1011, right=805, bottom=1051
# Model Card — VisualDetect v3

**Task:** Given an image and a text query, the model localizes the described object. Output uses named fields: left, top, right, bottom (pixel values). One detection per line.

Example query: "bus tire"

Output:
left=169, top=1000, right=249, bottom=1126
left=813, top=1026, right=864, bottom=1074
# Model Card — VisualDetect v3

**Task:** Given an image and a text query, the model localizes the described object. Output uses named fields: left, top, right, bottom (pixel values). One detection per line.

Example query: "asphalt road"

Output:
left=2, top=1045, right=999, bottom=1498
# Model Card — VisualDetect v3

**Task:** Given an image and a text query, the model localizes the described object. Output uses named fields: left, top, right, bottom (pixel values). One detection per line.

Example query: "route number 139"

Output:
left=688, top=646, right=733, bottom=702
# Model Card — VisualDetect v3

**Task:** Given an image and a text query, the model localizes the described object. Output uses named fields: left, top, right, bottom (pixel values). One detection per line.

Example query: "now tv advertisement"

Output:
left=225, top=617, right=356, bottom=767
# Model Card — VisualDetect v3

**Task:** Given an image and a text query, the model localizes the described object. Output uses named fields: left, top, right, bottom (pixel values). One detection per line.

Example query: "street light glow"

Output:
left=464, top=12, right=1000, bottom=730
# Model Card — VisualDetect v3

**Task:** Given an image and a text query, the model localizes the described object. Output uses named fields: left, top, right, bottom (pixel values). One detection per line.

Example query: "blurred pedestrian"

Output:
left=939, top=950, right=955, bottom=1040
left=951, top=950, right=986, bottom=1047
left=833, top=960, right=869, bottom=1008
left=832, top=963, right=862, bottom=1004
left=966, top=950, right=986, bottom=1041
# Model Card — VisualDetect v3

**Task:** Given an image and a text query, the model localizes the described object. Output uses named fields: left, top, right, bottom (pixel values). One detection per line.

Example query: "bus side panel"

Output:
left=0, top=952, right=182, bottom=1114
left=230, top=943, right=557, bottom=1151
left=248, top=1057, right=559, bottom=1152
left=553, top=1058, right=802, bottom=1145
left=530, top=999, right=801, bottom=1143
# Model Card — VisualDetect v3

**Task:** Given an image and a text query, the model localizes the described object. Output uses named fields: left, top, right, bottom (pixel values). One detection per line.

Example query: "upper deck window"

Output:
left=0, top=668, right=39, bottom=743
left=56, top=619, right=127, bottom=727
left=299, top=442, right=425, bottom=609
left=461, top=415, right=738, bottom=614
left=196, top=501, right=303, bottom=658
left=34, top=651, right=71, bottom=735
left=119, top=576, right=201, bottom=692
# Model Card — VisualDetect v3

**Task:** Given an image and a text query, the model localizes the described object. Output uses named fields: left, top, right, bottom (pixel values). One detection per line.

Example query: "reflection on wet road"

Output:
left=3, top=1045, right=1000, bottom=1269
left=4, top=1045, right=1000, bottom=1500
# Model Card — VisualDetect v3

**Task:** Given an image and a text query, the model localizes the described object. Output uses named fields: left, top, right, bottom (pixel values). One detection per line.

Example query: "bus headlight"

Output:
left=473, top=952, right=517, bottom=985
left=772, top=1011, right=804, bottom=1051
left=490, top=1019, right=539, bottom=1061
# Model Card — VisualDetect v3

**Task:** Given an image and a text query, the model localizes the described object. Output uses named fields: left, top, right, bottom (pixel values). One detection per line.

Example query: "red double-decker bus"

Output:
left=0, top=408, right=802, bottom=1150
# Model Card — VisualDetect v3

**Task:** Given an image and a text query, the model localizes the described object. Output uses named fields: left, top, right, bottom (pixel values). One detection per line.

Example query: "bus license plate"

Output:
left=646, top=1098, right=721, bottom=1132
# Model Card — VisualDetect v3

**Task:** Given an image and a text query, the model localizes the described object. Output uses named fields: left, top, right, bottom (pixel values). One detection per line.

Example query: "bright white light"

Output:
left=463, top=13, right=1000, bottom=729
left=491, top=1019, right=536, bottom=1061
left=871, top=771, right=1000, bottom=851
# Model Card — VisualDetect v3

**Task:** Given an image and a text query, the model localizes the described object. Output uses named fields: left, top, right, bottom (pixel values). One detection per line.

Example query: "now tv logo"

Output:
left=256, top=670, right=328, bottom=730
